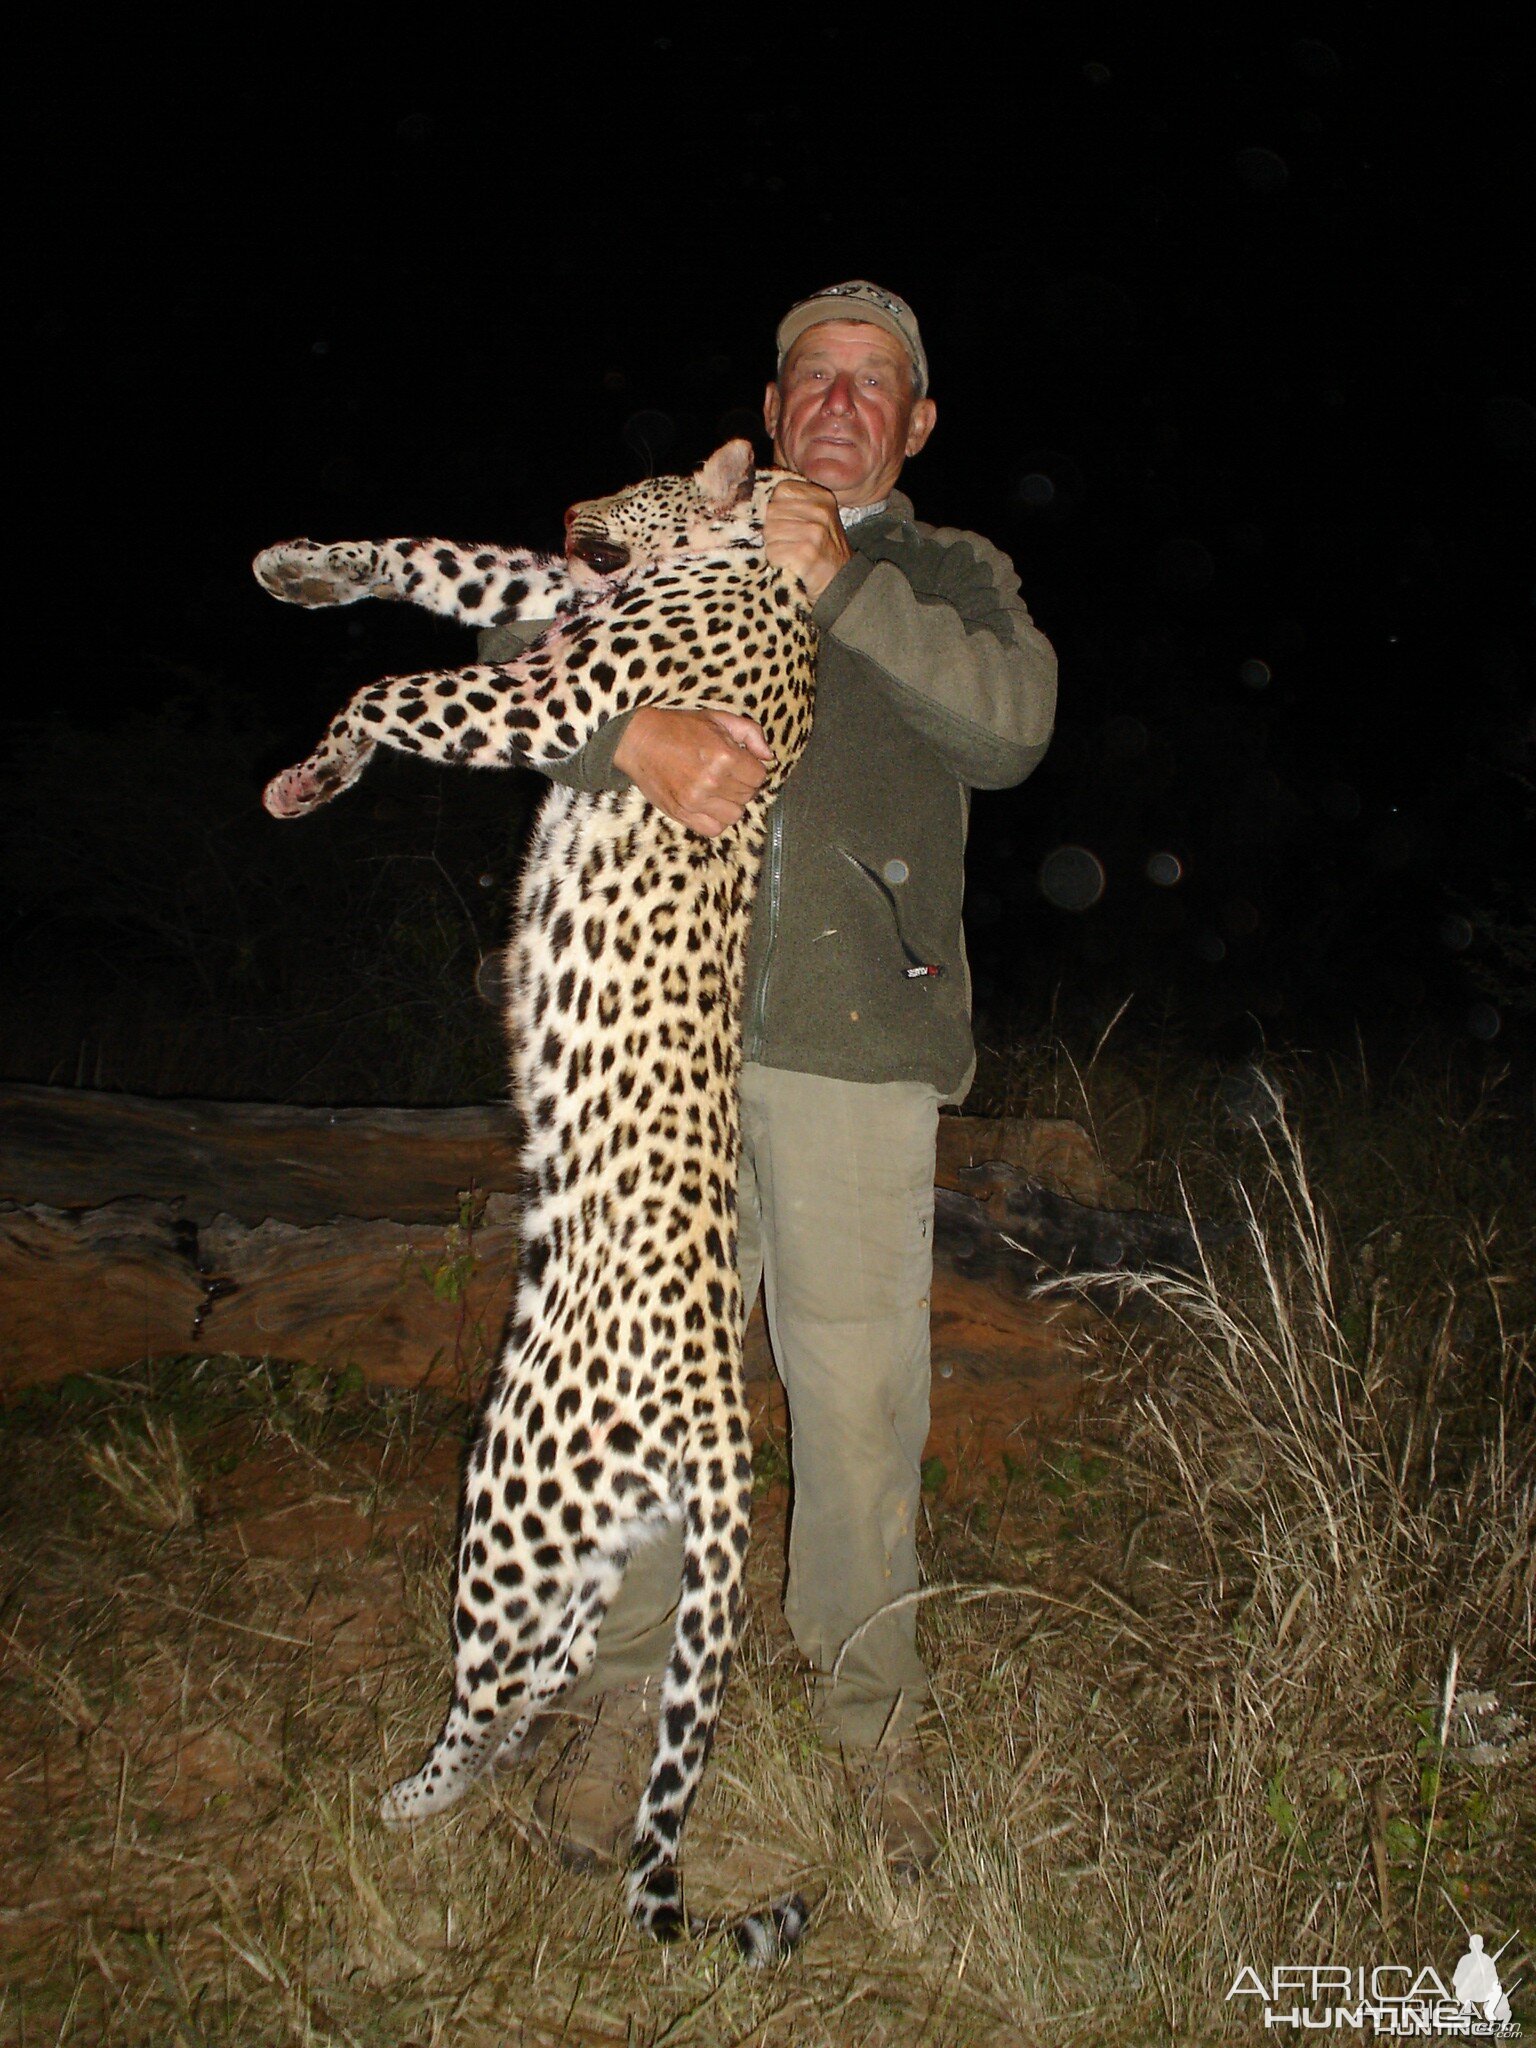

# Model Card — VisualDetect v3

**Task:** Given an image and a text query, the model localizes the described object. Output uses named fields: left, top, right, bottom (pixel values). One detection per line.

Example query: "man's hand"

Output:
left=612, top=706, right=774, bottom=836
left=763, top=477, right=852, bottom=604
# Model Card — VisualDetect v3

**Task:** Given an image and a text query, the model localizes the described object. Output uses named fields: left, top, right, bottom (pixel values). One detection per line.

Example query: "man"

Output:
left=480, top=281, right=1057, bottom=1872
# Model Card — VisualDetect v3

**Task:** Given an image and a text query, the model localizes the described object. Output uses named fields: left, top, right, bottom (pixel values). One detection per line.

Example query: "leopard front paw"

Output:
left=253, top=541, right=383, bottom=607
left=263, top=736, right=374, bottom=817
left=263, top=764, right=328, bottom=817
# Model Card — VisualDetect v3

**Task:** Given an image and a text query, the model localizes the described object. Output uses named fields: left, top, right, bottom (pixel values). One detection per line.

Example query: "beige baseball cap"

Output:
left=775, top=280, right=929, bottom=397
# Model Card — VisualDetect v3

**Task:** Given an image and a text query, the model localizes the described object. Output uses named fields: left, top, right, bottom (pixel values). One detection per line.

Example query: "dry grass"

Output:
left=1007, top=1083, right=1535, bottom=2031
left=1, top=1069, right=1531, bottom=2044
left=82, top=1413, right=200, bottom=1536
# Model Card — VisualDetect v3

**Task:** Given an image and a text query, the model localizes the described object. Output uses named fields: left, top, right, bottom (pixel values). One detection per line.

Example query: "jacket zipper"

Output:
left=747, top=804, right=784, bottom=1056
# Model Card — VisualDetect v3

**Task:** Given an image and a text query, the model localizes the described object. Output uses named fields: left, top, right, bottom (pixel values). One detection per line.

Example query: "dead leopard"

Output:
left=255, top=441, right=814, bottom=1960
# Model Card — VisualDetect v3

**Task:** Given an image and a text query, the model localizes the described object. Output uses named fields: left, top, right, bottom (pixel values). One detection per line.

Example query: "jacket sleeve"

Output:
left=811, top=525, right=1057, bottom=790
left=477, top=621, right=636, bottom=793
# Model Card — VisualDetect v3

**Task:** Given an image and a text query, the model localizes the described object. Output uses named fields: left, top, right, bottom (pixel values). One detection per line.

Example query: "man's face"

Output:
left=763, top=321, right=937, bottom=506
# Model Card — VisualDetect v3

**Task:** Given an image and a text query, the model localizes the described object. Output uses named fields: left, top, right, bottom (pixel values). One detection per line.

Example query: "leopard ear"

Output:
left=695, top=438, right=756, bottom=512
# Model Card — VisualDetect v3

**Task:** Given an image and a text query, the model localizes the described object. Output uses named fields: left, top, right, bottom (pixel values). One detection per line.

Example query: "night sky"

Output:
left=14, top=14, right=1534, bottom=1080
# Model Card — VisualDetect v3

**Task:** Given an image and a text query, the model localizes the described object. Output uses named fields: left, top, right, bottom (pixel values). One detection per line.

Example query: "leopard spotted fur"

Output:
left=255, top=440, right=814, bottom=1958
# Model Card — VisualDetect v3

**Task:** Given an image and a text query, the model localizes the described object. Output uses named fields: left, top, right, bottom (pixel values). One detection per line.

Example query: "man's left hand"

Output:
left=764, top=478, right=852, bottom=604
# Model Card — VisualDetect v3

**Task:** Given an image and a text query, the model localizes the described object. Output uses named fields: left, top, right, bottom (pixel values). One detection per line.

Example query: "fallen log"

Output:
left=1, top=1083, right=1126, bottom=1226
left=196, top=1202, right=519, bottom=1386
left=0, top=1200, right=206, bottom=1392
left=0, top=1083, right=520, bottom=1226
left=0, top=1196, right=519, bottom=1393
left=0, top=1086, right=1213, bottom=1398
left=935, top=1158, right=1233, bottom=1299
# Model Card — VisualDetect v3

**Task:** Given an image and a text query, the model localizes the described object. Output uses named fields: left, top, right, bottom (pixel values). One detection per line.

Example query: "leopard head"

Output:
left=564, top=440, right=766, bottom=585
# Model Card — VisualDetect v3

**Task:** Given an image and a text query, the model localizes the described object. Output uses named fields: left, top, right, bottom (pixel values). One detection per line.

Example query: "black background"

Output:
left=12, top=11, right=1533, bottom=1087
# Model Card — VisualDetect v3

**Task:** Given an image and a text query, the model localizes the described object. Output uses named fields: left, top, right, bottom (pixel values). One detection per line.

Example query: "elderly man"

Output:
left=482, top=281, right=1057, bottom=1872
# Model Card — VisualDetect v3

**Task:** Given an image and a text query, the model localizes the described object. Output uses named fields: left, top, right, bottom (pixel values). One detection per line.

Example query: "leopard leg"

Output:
left=624, top=1432, right=753, bottom=1943
left=261, top=653, right=545, bottom=818
left=381, top=1550, right=629, bottom=1825
left=254, top=537, right=577, bottom=624
left=262, top=644, right=596, bottom=818
left=381, top=1427, right=676, bottom=1829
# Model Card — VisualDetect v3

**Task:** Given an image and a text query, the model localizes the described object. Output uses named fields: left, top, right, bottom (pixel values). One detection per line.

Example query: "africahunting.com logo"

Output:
left=1227, top=1933, right=1522, bottom=2035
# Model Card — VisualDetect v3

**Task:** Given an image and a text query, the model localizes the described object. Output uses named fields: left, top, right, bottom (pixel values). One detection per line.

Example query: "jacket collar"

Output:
left=847, top=489, right=914, bottom=552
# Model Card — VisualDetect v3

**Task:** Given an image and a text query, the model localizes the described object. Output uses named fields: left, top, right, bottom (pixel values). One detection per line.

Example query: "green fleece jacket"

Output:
left=479, top=489, right=1057, bottom=1102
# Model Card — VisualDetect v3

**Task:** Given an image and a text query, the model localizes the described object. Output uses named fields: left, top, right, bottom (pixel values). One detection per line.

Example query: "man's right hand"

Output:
left=612, top=706, right=774, bottom=836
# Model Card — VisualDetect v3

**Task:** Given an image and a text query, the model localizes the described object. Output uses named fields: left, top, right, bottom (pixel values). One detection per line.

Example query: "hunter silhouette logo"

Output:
left=1454, top=1937, right=1515, bottom=2026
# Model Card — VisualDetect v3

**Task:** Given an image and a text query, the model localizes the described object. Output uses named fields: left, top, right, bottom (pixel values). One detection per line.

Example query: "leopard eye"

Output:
left=569, top=537, right=630, bottom=575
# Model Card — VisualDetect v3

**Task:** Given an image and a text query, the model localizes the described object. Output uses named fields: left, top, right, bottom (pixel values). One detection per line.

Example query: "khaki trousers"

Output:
left=565, top=1062, right=939, bottom=1750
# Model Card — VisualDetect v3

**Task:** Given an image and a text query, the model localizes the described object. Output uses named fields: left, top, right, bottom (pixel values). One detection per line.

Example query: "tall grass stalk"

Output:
left=1011, top=1088, right=1534, bottom=2026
